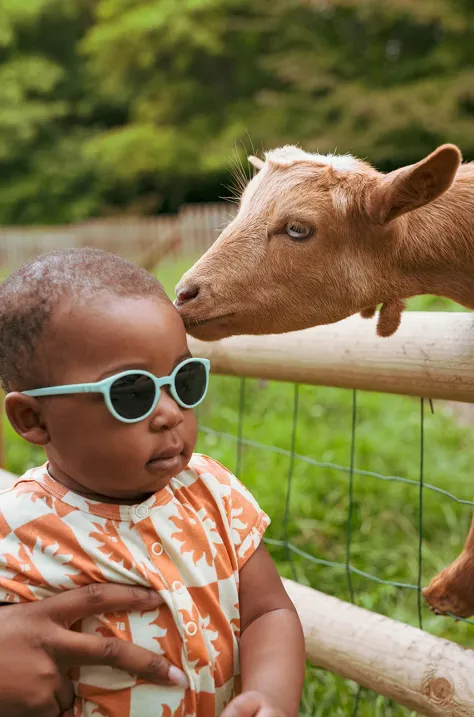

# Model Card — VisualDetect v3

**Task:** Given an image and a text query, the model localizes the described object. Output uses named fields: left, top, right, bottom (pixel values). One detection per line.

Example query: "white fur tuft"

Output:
left=265, top=145, right=359, bottom=172
left=331, top=186, right=350, bottom=214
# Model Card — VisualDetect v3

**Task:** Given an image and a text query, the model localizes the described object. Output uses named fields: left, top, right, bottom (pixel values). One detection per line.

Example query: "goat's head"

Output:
left=176, top=144, right=461, bottom=340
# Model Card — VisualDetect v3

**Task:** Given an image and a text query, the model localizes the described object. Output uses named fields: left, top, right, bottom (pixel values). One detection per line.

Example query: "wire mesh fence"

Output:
left=194, top=375, right=474, bottom=716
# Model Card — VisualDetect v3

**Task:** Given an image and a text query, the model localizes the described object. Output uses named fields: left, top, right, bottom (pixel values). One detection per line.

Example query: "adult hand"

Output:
left=221, top=691, right=287, bottom=717
left=0, top=584, right=188, bottom=717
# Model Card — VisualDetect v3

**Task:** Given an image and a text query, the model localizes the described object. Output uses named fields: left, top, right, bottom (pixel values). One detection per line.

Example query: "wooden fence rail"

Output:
left=188, top=312, right=474, bottom=403
left=284, top=579, right=474, bottom=717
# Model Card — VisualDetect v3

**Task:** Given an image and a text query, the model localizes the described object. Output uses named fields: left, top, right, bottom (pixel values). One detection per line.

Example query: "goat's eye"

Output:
left=286, top=222, right=313, bottom=240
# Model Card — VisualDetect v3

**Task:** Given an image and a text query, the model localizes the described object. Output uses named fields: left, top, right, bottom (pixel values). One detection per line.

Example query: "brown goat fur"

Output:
left=175, top=143, right=474, bottom=342
left=177, top=142, right=474, bottom=617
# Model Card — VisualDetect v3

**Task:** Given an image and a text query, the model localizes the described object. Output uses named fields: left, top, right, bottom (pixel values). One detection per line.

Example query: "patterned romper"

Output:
left=0, top=453, right=270, bottom=717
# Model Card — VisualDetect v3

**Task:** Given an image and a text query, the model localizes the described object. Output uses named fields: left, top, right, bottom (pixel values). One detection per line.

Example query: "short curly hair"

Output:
left=0, top=247, right=170, bottom=392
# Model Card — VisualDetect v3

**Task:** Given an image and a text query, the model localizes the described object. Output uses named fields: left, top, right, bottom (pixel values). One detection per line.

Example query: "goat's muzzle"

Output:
left=175, top=281, right=200, bottom=307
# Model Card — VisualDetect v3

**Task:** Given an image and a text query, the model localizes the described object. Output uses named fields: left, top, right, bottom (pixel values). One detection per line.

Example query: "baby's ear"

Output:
left=5, top=393, right=50, bottom=446
left=368, top=144, right=461, bottom=224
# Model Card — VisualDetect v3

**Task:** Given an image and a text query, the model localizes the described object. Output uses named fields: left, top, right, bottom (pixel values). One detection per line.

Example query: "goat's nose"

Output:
left=175, top=281, right=200, bottom=306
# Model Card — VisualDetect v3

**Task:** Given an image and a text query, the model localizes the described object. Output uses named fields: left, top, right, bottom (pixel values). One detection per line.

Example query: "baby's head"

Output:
left=1, top=248, right=204, bottom=502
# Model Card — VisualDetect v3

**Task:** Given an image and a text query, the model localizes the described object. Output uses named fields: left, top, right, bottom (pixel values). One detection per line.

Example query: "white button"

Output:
left=185, top=621, right=197, bottom=636
left=134, top=505, right=149, bottom=519
left=172, top=580, right=184, bottom=594
left=151, top=542, right=163, bottom=556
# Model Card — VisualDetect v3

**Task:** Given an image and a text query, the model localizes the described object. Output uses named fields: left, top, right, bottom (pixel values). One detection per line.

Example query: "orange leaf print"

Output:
left=95, top=610, right=132, bottom=642
left=200, top=613, right=220, bottom=663
left=193, top=689, right=215, bottom=717
left=179, top=607, right=209, bottom=673
left=16, top=482, right=75, bottom=519
left=170, top=506, right=216, bottom=567
left=0, top=512, right=11, bottom=540
left=13, top=516, right=103, bottom=589
left=161, top=702, right=184, bottom=717
left=1, top=543, right=50, bottom=587
left=77, top=683, right=131, bottom=716
left=3, top=529, right=87, bottom=591
left=146, top=604, right=182, bottom=666
left=193, top=456, right=231, bottom=485
left=229, top=505, right=250, bottom=547
left=89, top=521, right=136, bottom=572
left=230, top=603, right=240, bottom=638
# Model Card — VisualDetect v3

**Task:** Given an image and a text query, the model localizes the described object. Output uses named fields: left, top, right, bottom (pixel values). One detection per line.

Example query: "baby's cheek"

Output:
left=182, top=411, right=198, bottom=455
left=90, top=425, right=148, bottom=473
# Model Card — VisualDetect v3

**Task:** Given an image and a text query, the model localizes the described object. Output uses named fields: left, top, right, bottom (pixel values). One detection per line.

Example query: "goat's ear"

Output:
left=368, top=144, right=462, bottom=224
left=248, top=155, right=265, bottom=171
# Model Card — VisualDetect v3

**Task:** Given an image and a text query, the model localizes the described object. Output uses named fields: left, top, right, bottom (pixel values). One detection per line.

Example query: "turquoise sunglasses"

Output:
left=22, top=358, right=210, bottom=424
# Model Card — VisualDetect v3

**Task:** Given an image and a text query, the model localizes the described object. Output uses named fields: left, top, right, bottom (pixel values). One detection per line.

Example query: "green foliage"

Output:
left=2, top=0, right=474, bottom=223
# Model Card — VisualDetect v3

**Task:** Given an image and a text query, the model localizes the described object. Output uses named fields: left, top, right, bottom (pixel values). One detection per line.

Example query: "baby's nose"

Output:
left=151, top=391, right=183, bottom=430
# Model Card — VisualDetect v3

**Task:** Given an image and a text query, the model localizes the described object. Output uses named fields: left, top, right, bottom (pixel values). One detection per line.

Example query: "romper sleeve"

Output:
left=0, top=484, right=58, bottom=604
left=0, top=511, right=39, bottom=603
left=192, top=455, right=271, bottom=570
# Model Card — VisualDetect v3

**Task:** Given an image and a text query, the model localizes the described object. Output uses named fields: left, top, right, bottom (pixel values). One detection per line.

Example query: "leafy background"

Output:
left=2, top=2, right=474, bottom=714
left=2, top=0, right=474, bottom=223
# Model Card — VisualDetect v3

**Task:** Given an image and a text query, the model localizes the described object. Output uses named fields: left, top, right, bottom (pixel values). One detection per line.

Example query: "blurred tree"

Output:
left=259, top=0, right=474, bottom=169
left=80, top=0, right=271, bottom=209
left=1, top=0, right=474, bottom=223
left=0, top=0, right=104, bottom=223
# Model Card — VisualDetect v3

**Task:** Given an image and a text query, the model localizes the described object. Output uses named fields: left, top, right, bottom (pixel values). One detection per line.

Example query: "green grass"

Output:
left=4, top=253, right=474, bottom=717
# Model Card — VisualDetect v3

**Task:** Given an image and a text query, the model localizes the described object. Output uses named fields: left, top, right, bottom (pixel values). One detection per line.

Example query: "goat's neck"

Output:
left=398, top=174, right=474, bottom=309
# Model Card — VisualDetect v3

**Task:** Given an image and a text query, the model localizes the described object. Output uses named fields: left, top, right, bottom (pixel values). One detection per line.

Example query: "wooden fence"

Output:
left=0, top=203, right=235, bottom=268
left=187, top=313, right=474, bottom=717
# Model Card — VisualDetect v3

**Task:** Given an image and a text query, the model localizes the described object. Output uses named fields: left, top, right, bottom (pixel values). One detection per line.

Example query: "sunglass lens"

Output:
left=110, top=373, right=156, bottom=419
left=174, top=361, right=207, bottom=407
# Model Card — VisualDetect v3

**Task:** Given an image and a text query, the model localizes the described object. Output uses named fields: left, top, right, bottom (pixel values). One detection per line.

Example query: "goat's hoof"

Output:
left=423, top=555, right=474, bottom=619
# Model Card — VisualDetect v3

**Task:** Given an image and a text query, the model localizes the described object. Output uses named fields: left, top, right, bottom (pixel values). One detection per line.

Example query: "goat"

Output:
left=175, top=143, right=474, bottom=340
left=176, top=143, right=474, bottom=618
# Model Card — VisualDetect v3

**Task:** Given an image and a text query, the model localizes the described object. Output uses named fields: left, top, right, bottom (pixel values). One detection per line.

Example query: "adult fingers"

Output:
left=53, top=631, right=189, bottom=688
left=54, top=676, right=75, bottom=715
left=37, top=584, right=163, bottom=628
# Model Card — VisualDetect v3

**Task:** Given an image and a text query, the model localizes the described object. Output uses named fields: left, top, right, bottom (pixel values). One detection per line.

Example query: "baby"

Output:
left=0, top=248, right=305, bottom=717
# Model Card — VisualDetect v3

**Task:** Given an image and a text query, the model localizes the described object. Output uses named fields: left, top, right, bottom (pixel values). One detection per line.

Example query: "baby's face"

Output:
left=38, top=294, right=198, bottom=502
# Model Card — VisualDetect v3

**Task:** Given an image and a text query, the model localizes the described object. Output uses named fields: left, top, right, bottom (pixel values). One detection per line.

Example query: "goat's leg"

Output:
left=376, top=299, right=405, bottom=337
left=360, top=301, right=406, bottom=335
left=423, top=509, right=474, bottom=618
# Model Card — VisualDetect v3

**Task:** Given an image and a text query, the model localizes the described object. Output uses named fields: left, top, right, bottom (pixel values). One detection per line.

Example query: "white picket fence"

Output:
left=0, top=203, right=235, bottom=268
